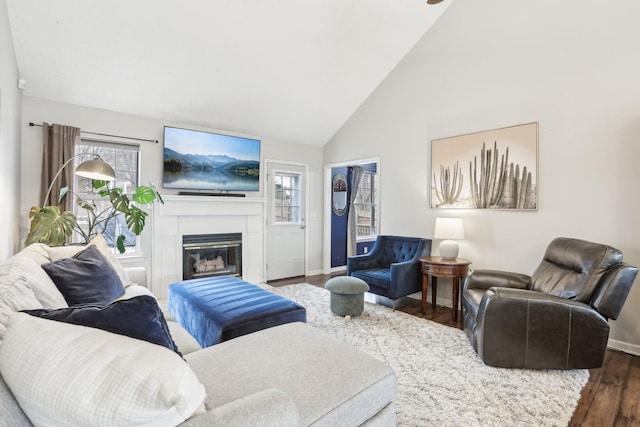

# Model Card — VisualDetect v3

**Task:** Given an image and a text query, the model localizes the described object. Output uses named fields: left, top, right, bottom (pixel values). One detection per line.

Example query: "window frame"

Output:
left=271, top=170, right=303, bottom=225
left=353, top=169, right=378, bottom=241
left=73, top=139, right=142, bottom=256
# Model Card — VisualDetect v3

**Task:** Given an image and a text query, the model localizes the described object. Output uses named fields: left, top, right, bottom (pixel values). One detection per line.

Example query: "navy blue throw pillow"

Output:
left=22, top=295, right=182, bottom=356
left=41, top=245, right=125, bottom=306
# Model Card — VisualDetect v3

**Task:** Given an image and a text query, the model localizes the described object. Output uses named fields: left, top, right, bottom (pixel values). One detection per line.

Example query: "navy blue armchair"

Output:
left=347, top=235, right=432, bottom=309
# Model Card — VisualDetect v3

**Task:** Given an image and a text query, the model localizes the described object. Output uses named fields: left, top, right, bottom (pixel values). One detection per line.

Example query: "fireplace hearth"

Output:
left=182, top=233, right=242, bottom=280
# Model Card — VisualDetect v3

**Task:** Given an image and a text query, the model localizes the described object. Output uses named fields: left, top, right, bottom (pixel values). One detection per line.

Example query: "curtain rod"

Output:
left=28, top=122, right=159, bottom=144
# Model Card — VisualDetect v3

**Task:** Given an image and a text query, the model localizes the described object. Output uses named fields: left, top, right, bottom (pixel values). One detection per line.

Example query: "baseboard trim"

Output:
left=607, top=338, right=640, bottom=356
left=306, top=268, right=323, bottom=277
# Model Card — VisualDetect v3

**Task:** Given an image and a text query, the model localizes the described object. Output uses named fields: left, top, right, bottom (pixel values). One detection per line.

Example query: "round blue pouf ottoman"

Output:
left=325, top=276, right=370, bottom=316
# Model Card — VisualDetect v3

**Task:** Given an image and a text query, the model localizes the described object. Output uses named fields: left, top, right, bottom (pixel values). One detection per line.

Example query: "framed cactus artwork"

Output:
left=431, top=122, right=538, bottom=210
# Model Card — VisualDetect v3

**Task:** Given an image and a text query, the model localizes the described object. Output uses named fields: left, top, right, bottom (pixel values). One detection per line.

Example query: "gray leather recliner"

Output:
left=462, top=237, right=638, bottom=369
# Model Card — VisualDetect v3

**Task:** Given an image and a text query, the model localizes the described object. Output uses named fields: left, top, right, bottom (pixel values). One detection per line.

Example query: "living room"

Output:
left=1, top=0, right=639, bottom=424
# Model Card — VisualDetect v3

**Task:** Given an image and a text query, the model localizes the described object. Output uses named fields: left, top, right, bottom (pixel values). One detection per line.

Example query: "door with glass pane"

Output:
left=266, top=162, right=305, bottom=281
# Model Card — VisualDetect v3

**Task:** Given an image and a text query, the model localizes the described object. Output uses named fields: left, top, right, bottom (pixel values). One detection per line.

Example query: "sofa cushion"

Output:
left=0, top=254, right=67, bottom=308
left=186, top=322, right=396, bottom=426
left=351, top=268, right=392, bottom=289
left=0, top=373, right=33, bottom=427
left=181, top=388, right=300, bottom=427
left=14, top=242, right=50, bottom=266
left=0, top=277, right=43, bottom=341
left=0, top=313, right=206, bottom=427
left=23, top=295, right=181, bottom=355
left=42, top=245, right=125, bottom=306
left=388, top=240, right=421, bottom=263
left=47, top=232, right=133, bottom=287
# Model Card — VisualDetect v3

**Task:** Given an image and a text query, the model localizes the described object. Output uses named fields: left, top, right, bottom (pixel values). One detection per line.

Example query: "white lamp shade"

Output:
left=433, top=218, right=464, bottom=240
left=434, top=218, right=464, bottom=259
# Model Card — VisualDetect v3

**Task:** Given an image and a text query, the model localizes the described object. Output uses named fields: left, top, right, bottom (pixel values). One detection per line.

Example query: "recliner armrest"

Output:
left=590, top=263, right=638, bottom=320
left=463, top=269, right=530, bottom=292
left=477, top=287, right=609, bottom=369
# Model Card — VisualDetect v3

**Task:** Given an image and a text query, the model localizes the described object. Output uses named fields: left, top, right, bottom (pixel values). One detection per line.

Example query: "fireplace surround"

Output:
left=151, top=195, right=267, bottom=299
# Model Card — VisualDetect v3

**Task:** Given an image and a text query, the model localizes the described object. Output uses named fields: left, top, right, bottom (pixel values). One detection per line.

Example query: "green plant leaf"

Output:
left=116, top=234, right=126, bottom=254
left=76, top=197, right=96, bottom=213
left=28, top=206, right=42, bottom=219
left=57, top=186, right=70, bottom=204
left=101, top=187, right=121, bottom=198
left=92, top=180, right=108, bottom=190
left=25, top=206, right=77, bottom=246
left=132, top=186, right=157, bottom=204
left=28, top=180, right=162, bottom=250
left=124, top=206, right=148, bottom=235
left=110, top=193, right=131, bottom=214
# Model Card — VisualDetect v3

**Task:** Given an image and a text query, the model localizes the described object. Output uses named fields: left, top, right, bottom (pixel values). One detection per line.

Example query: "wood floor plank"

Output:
left=268, top=274, right=640, bottom=425
left=579, top=382, right=624, bottom=427
left=569, top=354, right=608, bottom=426
left=619, top=355, right=640, bottom=424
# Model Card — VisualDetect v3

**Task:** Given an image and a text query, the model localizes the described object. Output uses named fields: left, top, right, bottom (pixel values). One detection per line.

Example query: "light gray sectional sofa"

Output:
left=0, top=236, right=396, bottom=426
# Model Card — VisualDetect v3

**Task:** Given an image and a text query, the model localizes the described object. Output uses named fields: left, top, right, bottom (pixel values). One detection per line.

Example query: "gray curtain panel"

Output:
left=347, top=166, right=363, bottom=257
left=40, top=123, right=80, bottom=211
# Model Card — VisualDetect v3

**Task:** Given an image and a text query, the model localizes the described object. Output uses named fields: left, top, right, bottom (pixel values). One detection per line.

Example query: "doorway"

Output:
left=323, top=157, right=380, bottom=274
left=266, top=160, right=307, bottom=281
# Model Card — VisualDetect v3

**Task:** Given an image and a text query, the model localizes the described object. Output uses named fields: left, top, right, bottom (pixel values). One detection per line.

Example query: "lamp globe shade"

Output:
left=75, top=158, right=116, bottom=181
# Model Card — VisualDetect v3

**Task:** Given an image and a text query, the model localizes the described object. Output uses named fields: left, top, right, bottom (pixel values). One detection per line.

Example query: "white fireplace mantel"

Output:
left=151, top=195, right=267, bottom=298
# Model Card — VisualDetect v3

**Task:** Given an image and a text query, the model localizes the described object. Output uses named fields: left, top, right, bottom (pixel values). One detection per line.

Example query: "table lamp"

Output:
left=434, top=217, right=464, bottom=259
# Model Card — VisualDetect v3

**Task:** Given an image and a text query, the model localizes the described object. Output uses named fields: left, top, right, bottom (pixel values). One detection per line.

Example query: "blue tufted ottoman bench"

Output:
left=167, top=275, right=306, bottom=348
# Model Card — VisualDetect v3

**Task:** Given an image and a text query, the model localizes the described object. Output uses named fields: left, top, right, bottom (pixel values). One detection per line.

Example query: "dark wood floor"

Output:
left=269, top=273, right=640, bottom=427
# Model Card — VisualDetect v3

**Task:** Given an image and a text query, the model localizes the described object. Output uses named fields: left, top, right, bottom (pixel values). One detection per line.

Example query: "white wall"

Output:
left=20, top=97, right=325, bottom=276
left=324, top=0, right=640, bottom=353
left=0, top=0, right=22, bottom=261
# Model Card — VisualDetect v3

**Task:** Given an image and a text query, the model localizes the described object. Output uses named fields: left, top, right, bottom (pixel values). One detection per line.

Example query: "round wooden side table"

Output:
left=420, top=256, right=471, bottom=322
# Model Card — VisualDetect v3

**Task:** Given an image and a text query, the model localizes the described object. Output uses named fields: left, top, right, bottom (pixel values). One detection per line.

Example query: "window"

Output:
left=353, top=170, right=378, bottom=239
left=73, top=140, right=140, bottom=255
left=273, top=171, right=302, bottom=224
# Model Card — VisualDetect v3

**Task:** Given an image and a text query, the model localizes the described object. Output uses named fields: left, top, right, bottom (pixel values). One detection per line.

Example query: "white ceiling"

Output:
left=7, top=0, right=450, bottom=146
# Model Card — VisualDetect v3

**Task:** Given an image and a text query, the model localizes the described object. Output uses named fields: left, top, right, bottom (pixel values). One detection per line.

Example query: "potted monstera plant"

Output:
left=26, top=179, right=163, bottom=254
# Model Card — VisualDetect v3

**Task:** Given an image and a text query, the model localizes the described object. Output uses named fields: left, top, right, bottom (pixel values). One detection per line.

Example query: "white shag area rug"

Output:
left=267, top=283, right=589, bottom=427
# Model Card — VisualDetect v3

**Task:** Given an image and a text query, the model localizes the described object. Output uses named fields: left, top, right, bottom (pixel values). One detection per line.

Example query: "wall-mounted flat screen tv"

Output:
left=163, top=126, right=261, bottom=192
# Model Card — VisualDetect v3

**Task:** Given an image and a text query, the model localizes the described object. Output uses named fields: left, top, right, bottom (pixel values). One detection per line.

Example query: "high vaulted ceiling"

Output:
left=7, top=0, right=450, bottom=146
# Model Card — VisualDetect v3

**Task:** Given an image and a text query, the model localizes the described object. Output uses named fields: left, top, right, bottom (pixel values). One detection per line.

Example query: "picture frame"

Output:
left=431, top=122, right=538, bottom=210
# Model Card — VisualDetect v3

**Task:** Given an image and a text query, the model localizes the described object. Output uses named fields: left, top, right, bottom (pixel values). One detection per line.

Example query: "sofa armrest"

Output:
left=347, top=253, right=381, bottom=274
left=123, top=267, right=147, bottom=287
left=180, top=388, right=299, bottom=427
left=463, top=269, right=530, bottom=292
left=389, top=259, right=419, bottom=276
left=477, top=287, right=609, bottom=369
